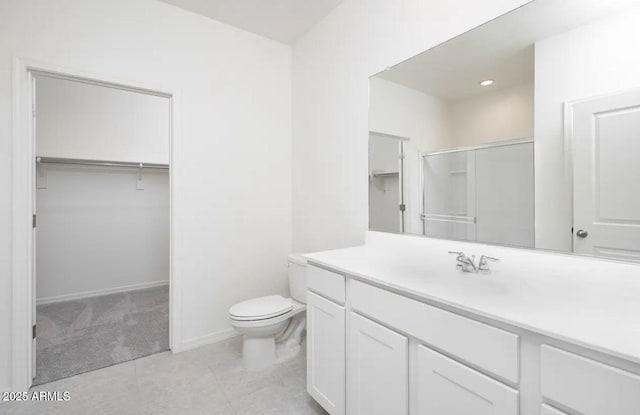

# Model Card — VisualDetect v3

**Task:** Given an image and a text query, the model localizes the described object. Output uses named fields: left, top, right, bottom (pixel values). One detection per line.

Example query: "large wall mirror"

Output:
left=368, top=0, right=640, bottom=261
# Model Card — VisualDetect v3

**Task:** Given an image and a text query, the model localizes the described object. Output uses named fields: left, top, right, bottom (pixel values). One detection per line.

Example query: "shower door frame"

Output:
left=10, top=57, right=178, bottom=392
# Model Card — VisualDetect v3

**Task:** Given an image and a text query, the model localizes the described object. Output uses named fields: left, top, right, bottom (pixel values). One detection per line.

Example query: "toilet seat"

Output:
left=230, top=310, right=293, bottom=328
left=229, top=295, right=293, bottom=321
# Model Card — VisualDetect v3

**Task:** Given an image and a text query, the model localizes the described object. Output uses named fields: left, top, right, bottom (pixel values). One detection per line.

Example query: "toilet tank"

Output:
left=288, top=253, right=307, bottom=304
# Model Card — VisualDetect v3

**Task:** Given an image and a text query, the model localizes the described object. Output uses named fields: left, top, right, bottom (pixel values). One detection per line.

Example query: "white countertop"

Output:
left=304, top=231, right=640, bottom=365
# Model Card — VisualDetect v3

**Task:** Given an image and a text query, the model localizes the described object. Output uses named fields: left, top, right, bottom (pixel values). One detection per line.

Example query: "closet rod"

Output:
left=36, top=157, right=169, bottom=170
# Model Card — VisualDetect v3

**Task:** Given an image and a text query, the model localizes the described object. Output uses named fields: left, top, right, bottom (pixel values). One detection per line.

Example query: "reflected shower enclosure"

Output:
left=422, top=141, right=534, bottom=248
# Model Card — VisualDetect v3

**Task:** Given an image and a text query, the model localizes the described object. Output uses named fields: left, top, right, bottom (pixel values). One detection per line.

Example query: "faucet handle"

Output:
left=448, top=251, right=465, bottom=263
left=480, top=255, right=499, bottom=262
left=449, top=251, right=465, bottom=271
left=478, top=255, right=499, bottom=272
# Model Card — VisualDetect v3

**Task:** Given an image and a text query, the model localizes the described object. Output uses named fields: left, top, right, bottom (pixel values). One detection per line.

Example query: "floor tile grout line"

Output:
left=208, top=363, right=237, bottom=414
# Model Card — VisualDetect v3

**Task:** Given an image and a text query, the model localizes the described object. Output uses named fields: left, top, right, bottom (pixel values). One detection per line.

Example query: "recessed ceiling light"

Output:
left=480, top=79, right=494, bottom=87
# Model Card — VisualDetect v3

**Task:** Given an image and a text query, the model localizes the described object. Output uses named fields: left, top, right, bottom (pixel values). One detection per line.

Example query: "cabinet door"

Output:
left=417, top=345, right=518, bottom=415
left=349, top=312, right=408, bottom=415
left=307, top=291, right=345, bottom=415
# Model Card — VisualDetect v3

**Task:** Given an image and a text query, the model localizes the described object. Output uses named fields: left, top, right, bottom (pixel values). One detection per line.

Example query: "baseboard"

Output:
left=180, top=328, right=240, bottom=352
left=36, top=280, right=169, bottom=305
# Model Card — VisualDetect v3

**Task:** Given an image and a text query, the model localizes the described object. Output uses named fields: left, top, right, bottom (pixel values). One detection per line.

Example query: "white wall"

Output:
left=368, top=177, right=400, bottom=233
left=369, top=78, right=533, bottom=152
left=368, top=134, right=401, bottom=174
left=36, top=75, right=170, bottom=164
left=1, top=0, right=291, bottom=391
left=535, top=6, right=640, bottom=252
left=450, top=82, right=534, bottom=147
left=36, top=166, right=169, bottom=303
left=35, top=75, right=170, bottom=304
left=292, top=0, right=531, bottom=253
left=369, top=77, right=451, bottom=152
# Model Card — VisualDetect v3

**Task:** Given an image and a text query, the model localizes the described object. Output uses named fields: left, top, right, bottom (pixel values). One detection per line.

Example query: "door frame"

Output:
left=11, top=57, right=179, bottom=391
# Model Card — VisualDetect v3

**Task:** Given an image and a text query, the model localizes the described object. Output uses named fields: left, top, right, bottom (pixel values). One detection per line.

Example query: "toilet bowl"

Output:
left=229, top=254, right=307, bottom=370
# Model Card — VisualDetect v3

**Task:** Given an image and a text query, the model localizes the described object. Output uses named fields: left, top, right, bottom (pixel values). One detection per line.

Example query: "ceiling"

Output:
left=157, top=0, right=344, bottom=44
left=376, top=0, right=640, bottom=102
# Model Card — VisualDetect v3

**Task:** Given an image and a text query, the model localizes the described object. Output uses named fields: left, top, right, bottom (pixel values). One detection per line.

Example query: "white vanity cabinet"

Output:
left=417, top=345, right=518, bottom=415
left=306, top=266, right=346, bottom=415
left=348, top=312, right=408, bottom=415
left=305, top=259, right=640, bottom=415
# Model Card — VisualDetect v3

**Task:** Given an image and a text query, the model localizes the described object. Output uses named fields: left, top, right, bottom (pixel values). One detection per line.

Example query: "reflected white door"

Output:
left=572, top=89, right=640, bottom=260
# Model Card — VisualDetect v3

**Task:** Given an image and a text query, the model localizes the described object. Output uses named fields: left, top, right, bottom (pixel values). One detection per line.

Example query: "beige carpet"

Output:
left=34, top=285, right=169, bottom=385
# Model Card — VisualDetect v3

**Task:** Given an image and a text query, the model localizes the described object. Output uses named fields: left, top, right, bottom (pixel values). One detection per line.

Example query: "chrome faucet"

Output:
left=448, top=252, right=499, bottom=273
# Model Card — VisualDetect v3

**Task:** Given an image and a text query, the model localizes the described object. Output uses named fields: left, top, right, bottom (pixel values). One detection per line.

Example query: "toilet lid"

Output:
left=229, top=295, right=293, bottom=321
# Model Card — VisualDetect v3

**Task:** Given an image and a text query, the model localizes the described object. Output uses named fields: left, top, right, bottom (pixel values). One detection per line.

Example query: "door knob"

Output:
left=576, top=229, right=588, bottom=238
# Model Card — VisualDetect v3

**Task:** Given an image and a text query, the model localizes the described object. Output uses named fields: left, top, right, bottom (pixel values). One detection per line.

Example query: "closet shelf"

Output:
left=36, top=156, right=169, bottom=170
left=371, top=171, right=399, bottom=178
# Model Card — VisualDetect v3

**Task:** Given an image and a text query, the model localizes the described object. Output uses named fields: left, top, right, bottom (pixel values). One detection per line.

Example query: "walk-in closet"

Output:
left=33, top=74, right=171, bottom=384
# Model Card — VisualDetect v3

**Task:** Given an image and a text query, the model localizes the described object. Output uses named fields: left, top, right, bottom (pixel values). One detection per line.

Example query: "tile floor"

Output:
left=1, top=336, right=327, bottom=415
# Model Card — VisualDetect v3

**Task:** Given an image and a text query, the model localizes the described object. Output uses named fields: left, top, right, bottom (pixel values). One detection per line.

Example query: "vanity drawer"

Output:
left=307, top=265, right=345, bottom=304
left=351, top=280, right=519, bottom=383
left=540, top=345, right=640, bottom=414
left=540, top=404, right=567, bottom=415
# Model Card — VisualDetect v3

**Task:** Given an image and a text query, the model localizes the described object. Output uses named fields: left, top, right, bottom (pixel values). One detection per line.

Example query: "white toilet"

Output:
left=229, top=254, right=307, bottom=370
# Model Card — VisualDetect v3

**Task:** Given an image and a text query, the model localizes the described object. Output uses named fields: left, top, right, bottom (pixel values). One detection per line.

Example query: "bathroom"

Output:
left=1, top=0, right=640, bottom=414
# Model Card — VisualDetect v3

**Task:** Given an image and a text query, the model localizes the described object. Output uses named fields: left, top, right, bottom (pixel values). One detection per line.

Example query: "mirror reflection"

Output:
left=369, top=0, right=640, bottom=260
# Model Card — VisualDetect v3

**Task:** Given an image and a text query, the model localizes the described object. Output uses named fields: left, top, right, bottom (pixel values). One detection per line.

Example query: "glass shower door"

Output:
left=474, top=142, right=534, bottom=247
left=422, top=151, right=476, bottom=241
left=422, top=141, right=534, bottom=247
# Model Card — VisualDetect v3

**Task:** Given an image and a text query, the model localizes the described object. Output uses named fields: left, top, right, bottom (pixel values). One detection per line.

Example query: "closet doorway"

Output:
left=368, top=132, right=408, bottom=233
left=31, top=72, right=172, bottom=385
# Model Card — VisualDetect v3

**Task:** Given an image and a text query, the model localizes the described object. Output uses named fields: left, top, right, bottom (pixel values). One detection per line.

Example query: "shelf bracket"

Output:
left=136, top=163, right=145, bottom=190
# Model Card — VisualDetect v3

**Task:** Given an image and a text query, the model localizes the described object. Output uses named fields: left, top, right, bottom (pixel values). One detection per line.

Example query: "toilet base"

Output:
left=242, top=336, right=277, bottom=371
left=240, top=315, right=306, bottom=371
left=275, top=314, right=306, bottom=363
left=276, top=343, right=301, bottom=363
